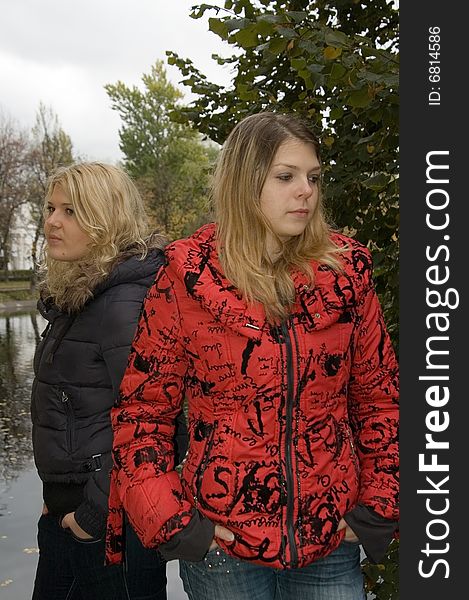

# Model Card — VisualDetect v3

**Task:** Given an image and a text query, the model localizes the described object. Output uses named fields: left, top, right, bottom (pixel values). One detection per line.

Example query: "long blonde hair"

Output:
left=212, top=112, right=343, bottom=323
left=41, top=162, right=164, bottom=312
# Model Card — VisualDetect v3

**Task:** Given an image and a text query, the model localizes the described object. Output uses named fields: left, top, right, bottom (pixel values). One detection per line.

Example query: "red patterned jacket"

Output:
left=106, top=223, right=399, bottom=569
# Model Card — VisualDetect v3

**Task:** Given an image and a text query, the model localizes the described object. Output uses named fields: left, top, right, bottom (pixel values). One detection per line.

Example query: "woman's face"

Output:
left=44, top=185, right=92, bottom=262
left=259, top=138, right=320, bottom=255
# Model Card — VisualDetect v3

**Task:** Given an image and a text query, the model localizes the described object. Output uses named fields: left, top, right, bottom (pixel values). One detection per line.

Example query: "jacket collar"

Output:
left=167, top=224, right=359, bottom=337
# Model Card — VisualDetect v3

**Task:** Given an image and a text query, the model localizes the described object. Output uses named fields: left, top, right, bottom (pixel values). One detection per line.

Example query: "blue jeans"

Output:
left=179, top=542, right=365, bottom=600
left=32, top=514, right=167, bottom=600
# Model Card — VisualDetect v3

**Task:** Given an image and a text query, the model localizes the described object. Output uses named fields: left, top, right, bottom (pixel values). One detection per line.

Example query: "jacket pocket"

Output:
left=187, top=420, right=218, bottom=510
left=60, top=389, right=76, bottom=454
left=68, top=529, right=102, bottom=544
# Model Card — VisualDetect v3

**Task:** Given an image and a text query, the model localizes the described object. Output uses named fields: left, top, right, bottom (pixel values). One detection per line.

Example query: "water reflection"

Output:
left=0, top=310, right=45, bottom=485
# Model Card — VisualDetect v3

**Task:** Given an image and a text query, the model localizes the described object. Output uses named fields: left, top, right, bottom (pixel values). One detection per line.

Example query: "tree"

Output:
left=105, top=60, right=217, bottom=239
left=28, top=103, right=74, bottom=284
left=166, top=1, right=399, bottom=597
left=0, top=111, right=30, bottom=278
left=167, top=0, right=399, bottom=345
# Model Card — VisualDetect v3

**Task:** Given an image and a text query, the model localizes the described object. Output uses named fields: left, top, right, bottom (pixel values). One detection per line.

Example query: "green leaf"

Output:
left=330, top=107, right=344, bottom=120
left=235, top=27, right=259, bottom=48
left=257, top=14, right=284, bottom=24
left=324, top=30, right=351, bottom=49
left=226, top=17, right=252, bottom=32
left=307, top=63, right=324, bottom=74
left=362, top=173, right=390, bottom=191
left=382, top=74, right=399, bottom=87
left=256, top=20, right=274, bottom=36
left=268, top=37, right=288, bottom=55
left=275, top=26, right=299, bottom=39
left=190, top=4, right=216, bottom=20
left=237, top=83, right=258, bottom=100
left=291, top=57, right=307, bottom=71
left=328, top=63, right=347, bottom=83
left=361, top=46, right=379, bottom=58
left=286, top=11, right=308, bottom=23
left=208, top=18, right=229, bottom=40
left=347, top=87, right=372, bottom=108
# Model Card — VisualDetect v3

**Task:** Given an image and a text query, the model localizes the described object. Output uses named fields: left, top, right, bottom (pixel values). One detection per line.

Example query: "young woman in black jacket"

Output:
left=30, top=162, right=186, bottom=600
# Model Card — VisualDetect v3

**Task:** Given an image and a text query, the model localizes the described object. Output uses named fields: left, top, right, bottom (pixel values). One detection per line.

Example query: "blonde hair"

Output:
left=41, top=162, right=164, bottom=312
left=212, top=112, right=343, bottom=323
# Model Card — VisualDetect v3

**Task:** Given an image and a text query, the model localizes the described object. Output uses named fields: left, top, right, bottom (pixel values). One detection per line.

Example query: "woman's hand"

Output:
left=209, top=524, right=235, bottom=551
left=338, top=518, right=359, bottom=543
left=61, top=512, right=93, bottom=540
left=42, top=503, right=49, bottom=515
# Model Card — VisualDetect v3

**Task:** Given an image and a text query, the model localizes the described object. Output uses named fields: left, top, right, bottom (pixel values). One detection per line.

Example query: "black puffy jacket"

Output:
left=31, top=249, right=186, bottom=538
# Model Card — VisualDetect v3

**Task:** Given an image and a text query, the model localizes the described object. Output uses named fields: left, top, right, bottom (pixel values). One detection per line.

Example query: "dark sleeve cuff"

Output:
left=158, top=510, right=215, bottom=562
left=344, top=504, right=398, bottom=564
left=74, top=499, right=107, bottom=540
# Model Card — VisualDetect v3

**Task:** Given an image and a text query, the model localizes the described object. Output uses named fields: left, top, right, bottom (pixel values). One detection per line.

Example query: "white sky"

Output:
left=0, top=0, right=233, bottom=163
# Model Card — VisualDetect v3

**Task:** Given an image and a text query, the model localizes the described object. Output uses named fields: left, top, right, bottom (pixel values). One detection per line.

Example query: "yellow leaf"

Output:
left=323, top=136, right=335, bottom=147
left=324, top=46, right=342, bottom=60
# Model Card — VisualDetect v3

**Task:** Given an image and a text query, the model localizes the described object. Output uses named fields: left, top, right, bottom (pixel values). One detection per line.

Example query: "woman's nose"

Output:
left=46, top=212, right=61, bottom=228
left=297, top=178, right=313, bottom=197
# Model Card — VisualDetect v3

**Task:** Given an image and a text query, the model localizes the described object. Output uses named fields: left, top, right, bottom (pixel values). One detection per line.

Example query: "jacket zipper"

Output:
left=281, top=321, right=298, bottom=568
left=193, top=420, right=218, bottom=509
left=61, top=390, right=74, bottom=453
left=346, top=424, right=360, bottom=478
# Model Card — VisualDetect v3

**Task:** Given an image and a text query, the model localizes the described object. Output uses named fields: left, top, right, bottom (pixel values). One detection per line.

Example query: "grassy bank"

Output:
left=0, top=280, right=37, bottom=303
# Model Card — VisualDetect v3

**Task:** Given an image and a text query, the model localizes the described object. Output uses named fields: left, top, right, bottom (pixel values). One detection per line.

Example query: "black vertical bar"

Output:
left=400, top=2, right=466, bottom=597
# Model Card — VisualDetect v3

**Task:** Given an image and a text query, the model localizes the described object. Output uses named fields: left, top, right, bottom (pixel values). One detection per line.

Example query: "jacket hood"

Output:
left=166, top=223, right=265, bottom=340
left=166, top=223, right=362, bottom=339
left=38, top=248, right=163, bottom=321
left=93, top=248, right=163, bottom=296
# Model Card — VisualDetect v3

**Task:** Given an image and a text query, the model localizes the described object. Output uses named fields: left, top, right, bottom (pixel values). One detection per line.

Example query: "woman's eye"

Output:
left=46, top=206, right=54, bottom=214
left=65, top=208, right=74, bottom=216
left=277, top=174, right=292, bottom=181
left=308, top=175, right=320, bottom=184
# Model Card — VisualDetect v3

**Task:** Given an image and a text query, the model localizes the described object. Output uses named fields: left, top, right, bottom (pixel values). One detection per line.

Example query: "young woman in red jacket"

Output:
left=106, top=112, right=399, bottom=600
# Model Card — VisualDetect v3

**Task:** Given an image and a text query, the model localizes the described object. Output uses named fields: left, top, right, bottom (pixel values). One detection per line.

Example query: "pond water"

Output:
left=0, top=310, right=186, bottom=600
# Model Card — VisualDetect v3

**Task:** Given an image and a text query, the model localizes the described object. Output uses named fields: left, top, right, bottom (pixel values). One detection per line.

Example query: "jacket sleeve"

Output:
left=347, top=248, right=399, bottom=523
left=109, top=265, right=198, bottom=550
left=75, top=283, right=154, bottom=538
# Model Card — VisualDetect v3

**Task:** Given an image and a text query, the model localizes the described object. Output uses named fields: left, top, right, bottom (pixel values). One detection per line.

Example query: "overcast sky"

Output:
left=0, top=0, right=232, bottom=163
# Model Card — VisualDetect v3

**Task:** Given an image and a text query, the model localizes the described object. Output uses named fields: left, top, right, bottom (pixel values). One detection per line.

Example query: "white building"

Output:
left=8, top=204, right=37, bottom=271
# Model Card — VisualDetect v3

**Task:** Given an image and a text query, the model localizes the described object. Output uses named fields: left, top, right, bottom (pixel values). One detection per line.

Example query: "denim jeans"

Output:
left=179, top=541, right=365, bottom=600
left=32, top=514, right=167, bottom=600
